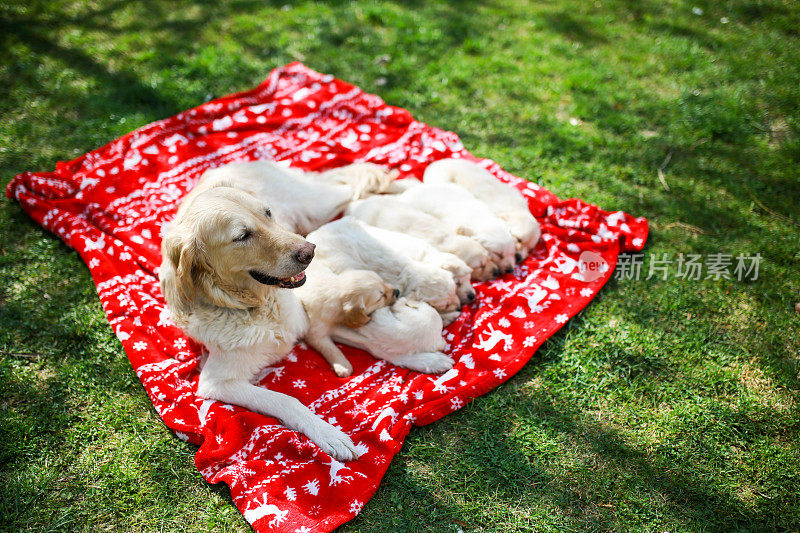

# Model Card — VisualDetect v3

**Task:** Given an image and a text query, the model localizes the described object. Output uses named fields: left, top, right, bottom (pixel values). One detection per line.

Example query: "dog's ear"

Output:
left=455, top=225, right=475, bottom=237
left=190, top=246, right=261, bottom=310
left=159, top=230, right=194, bottom=318
left=342, top=302, right=371, bottom=328
left=162, top=230, right=258, bottom=312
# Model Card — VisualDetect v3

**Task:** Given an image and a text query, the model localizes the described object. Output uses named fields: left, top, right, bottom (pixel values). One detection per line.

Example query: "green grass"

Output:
left=1, top=0, right=799, bottom=531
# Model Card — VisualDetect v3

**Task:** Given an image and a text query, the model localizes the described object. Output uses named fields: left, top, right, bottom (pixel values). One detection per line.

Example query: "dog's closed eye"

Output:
left=233, top=229, right=252, bottom=242
left=264, top=207, right=272, bottom=218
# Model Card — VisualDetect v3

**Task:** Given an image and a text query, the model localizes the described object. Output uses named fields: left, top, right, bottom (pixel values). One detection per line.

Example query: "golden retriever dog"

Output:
left=295, top=260, right=398, bottom=377
left=159, top=182, right=360, bottom=461
left=196, top=160, right=397, bottom=235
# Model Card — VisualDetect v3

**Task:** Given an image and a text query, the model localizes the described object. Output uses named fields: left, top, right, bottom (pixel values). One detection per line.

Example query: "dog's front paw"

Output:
left=308, top=420, right=360, bottom=461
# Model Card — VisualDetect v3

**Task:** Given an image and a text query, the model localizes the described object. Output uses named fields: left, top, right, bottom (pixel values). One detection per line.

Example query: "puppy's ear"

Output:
left=342, top=302, right=371, bottom=329
left=455, top=225, right=475, bottom=237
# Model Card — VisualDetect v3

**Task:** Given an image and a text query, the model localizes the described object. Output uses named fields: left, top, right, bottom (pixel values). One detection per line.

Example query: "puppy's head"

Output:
left=415, top=264, right=460, bottom=313
left=338, top=270, right=397, bottom=328
left=505, top=212, right=540, bottom=262
left=446, top=235, right=490, bottom=272
left=435, top=253, right=476, bottom=306
left=160, top=186, right=314, bottom=315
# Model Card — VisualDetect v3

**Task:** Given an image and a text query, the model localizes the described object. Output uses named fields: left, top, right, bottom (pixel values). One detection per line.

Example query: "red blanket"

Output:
left=7, top=63, right=647, bottom=532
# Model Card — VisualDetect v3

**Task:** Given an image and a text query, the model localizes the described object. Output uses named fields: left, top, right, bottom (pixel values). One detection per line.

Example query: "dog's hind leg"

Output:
left=383, top=351, right=454, bottom=374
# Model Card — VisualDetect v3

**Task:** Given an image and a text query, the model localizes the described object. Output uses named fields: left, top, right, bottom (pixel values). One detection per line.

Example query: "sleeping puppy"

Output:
left=295, top=260, right=398, bottom=377
left=346, top=195, right=491, bottom=280
left=353, top=222, right=476, bottom=308
left=331, top=297, right=454, bottom=374
left=159, top=183, right=359, bottom=461
left=423, top=158, right=541, bottom=261
left=306, top=217, right=461, bottom=315
left=396, top=182, right=518, bottom=275
left=196, top=161, right=396, bottom=235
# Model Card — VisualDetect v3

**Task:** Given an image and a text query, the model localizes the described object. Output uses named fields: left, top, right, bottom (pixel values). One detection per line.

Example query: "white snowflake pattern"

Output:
left=450, top=397, right=463, bottom=410
left=88, top=258, right=100, bottom=268
left=580, top=288, right=593, bottom=297
left=555, top=314, right=569, bottom=324
left=498, top=317, right=510, bottom=328
left=632, top=237, right=643, bottom=248
left=523, top=336, right=537, bottom=347
left=303, top=479, right=320, bottom=496
left=524, top=321, right=535, bottom=329
left=293, top=379, right=306, bottom=389
left=493, top=368, right=507, bottom=379
left=349, top=500, right=363, bottom=515
left=133, top=341, right=147, bottom=351
left=295, top=527, right=311, bottom=533
left=174, top=338, right=187, bottom=349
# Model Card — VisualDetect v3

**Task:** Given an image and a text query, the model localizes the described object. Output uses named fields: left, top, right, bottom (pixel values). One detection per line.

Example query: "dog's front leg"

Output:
left=198, top=347, right=359, bottom=461
left=197, top=378, right=359, bottom=461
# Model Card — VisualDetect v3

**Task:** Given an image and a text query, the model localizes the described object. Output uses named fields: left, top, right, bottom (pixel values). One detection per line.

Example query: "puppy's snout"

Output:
left=393, top=288, right=400, bottom=298
left=294, top=242, right=315, bottom=265
left=504, top=266, right=514, bottom=274
left=492, top=268, right=501, bottom=277
left=467, top=292, right=476, bottom=302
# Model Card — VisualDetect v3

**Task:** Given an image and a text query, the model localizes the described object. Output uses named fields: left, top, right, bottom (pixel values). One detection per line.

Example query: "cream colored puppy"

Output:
left=307, top=217, right=461, bottom=314
left=332, top=297, right=454, bottom=374
left=396, top=182, right=518, bottom=275
left=423, top=158, right=541, bottom=260
left=295, top=260, right=398, bottom=377
left=197, top=161, right=396, bottom=235
left=354, top=221, right=475, bottom=308
left=159, top=184, right=359, bottom=461
left=346, top=195, right=490, bottom=280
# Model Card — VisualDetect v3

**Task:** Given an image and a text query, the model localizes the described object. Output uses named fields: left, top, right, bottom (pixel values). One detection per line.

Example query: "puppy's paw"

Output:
left=333, top=362, right=353, bottom=378
left=390, top=352, right=455, bottom=374
left=308, top=420, right=360, bottom=461
left=440, top=311, right=460, bottom=326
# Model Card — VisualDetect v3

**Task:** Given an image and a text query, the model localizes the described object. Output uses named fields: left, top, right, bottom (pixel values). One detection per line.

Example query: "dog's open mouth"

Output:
left=248, top=270, right=306, bottom=288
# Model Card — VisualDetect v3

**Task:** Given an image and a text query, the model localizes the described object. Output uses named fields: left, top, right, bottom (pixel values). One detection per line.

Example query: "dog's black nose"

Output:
left=467, top=292, right=475, bottom=302
left=515, top=253, right=523, bottom=262
left=295, top=242, right=315, bottom=265
left=393, top=288, right=400, bottom=298
left=505, top=266, right=514, bottom=274
left=492, top=268, right=500, bottom=277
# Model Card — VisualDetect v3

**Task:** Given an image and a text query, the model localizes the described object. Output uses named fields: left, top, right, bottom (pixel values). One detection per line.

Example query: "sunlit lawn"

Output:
left=1, top=0, right=799, bottom=531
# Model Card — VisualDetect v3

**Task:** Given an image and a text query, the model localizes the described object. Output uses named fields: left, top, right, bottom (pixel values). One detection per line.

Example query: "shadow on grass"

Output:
left=1, top=0, right=798, bottom=530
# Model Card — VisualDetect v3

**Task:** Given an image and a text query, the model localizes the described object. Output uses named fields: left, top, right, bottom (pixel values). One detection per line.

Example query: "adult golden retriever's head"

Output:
left=159, top=185, right=315, bottom=317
